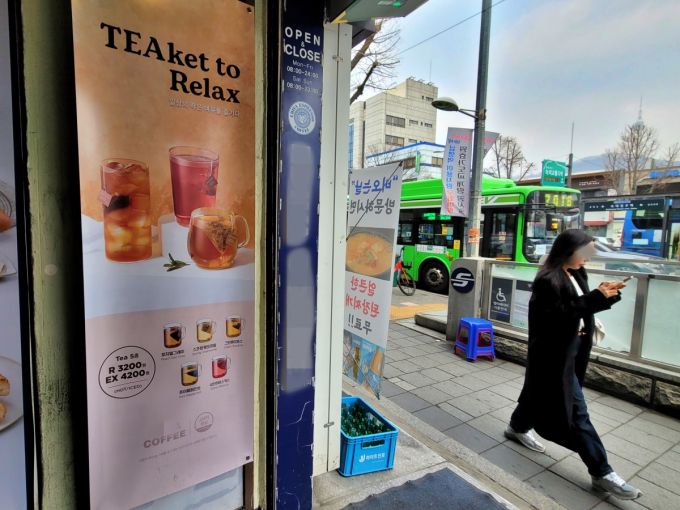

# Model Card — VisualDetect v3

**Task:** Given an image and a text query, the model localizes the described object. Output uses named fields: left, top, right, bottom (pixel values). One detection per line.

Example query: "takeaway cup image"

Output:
left=181, top=362, right=202, bottom=386
left=100, top=158, right=152, bottom=262
left=212, top=355, right=231, bottom=378
left=187, top=207, right=250, bottom=270
left=169, top=146, right=219, bottom=227
left=164, top=323, right=186, bottom=348
left=226, top=315, right=246, bottom=338
left=196, top=319, right=217, bottom=343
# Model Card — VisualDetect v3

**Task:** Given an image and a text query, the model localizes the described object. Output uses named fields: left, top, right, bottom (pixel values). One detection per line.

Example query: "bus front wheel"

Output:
left=421, top=261, right=448, bottom=294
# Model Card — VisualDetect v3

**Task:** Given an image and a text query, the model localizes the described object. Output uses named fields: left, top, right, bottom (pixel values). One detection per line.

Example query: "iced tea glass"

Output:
left=196, top=319, right=217, bottom=343
left=101, top=159, right=152, bottom=262
left=169, top=147, right=219, bottom=227
left=187, top=207, right=250, bottom=269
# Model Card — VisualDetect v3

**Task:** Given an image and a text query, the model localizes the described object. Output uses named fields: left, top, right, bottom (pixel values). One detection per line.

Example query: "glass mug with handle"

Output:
left=181, top=361, right=202, bottom=386
left=196, top=318, right=218, bottom=343
left=212, top=355, right=231, bottom=378
left=226, top=315, right=246, bottom=338
left=164, top=323, right=186, bottom=348
left=188, top=207, right=250, bottom=270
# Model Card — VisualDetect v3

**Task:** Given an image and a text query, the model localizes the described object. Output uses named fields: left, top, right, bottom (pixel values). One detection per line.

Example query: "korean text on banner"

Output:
left=70, top=2, right=255, bottom=509
left=441, top=127, right=474, bottom=217
left=344, top=163, right=403, bottom=398
left=483, top=131, right=500, bottom=156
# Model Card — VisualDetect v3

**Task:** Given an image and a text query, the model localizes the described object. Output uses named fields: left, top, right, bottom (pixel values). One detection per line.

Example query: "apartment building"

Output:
left=349, top=78, right=438, bottom=170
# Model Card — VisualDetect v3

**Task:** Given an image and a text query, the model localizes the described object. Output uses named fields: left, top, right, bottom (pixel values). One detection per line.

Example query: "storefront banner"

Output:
left=441, top=127, right=473, bottom=217
left=0, top=0, right=28, bottom=505
left=71, top=2, right=255, bottom=509
left=344, top=163, right=403, bottom=397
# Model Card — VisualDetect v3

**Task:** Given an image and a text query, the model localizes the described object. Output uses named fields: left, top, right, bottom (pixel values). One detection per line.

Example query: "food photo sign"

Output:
left=344, top=163, right=403, bottom=397
left=70, top=1, right=255, bottom=508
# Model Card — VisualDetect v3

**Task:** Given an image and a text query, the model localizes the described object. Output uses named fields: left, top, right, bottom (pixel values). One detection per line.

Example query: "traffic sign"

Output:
left=541, top=159, right=567, bottom=187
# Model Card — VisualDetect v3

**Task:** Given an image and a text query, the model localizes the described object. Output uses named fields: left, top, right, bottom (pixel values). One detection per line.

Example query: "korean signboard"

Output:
left=541, top=159, right=567, bottom=187
left=70, top=2, right=254, bottom=508
left=344, top=163, right=403, bottom=397
left=441, top=127, right=473, bottom=217
left=0, top=1, right=29, bottom=505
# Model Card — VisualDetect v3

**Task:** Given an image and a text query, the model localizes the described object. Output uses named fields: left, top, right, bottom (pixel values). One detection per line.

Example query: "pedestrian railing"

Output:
left=481, top=258, right=680, bottom=372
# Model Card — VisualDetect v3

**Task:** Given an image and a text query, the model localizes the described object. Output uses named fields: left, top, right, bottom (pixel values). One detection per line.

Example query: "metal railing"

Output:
left=480, top=258, right=680, bottom=373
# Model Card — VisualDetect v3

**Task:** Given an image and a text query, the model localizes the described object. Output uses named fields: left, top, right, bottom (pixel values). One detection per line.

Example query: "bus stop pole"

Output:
left=467, top=0, right=492, bottom=257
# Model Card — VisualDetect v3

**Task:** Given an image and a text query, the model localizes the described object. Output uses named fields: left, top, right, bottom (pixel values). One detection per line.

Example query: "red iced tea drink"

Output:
left=100, top=159, right=152, bottom=263
left=169, top=147, right=219, bottom=227
left=187, top=207, right=250, bottom=270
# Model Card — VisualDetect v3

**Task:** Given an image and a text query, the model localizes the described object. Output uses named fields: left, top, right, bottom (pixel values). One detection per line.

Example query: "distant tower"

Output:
left=634, top=95, right=645, bottom=129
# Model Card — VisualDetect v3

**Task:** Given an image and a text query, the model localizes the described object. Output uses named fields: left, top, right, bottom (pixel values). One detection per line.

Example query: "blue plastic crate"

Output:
left=338, top=396, right=399, bottom=477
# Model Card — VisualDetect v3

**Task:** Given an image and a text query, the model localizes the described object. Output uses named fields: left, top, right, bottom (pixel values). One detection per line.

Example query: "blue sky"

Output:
left=359, top=0, right=680, bottom=172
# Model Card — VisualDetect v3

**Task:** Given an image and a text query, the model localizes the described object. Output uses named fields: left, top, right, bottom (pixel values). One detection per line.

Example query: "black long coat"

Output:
left=517, top=268, right=620, bottom=450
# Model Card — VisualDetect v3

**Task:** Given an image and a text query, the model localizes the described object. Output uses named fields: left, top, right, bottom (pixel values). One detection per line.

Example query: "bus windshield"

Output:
left=523, top=190, right=581, bottom=262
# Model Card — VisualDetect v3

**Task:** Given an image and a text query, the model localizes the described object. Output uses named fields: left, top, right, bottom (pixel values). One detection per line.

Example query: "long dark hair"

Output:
left=536, top=229, right=594, bottom=296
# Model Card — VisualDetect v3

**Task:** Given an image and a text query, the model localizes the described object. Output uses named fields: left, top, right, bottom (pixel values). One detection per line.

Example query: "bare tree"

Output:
left=484, top=135, right=535, bottom=182
left=603, top=123, right=662, bottom=195
left=647, top=143, right=680, bottom=193
left=350, top=20, right=400, bottom=105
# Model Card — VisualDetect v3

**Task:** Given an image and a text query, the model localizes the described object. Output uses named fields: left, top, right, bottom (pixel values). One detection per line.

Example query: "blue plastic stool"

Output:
left=454, top=317, right=495, bottom=362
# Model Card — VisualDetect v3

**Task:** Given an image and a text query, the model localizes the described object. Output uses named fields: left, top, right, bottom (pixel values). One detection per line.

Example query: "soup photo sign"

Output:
left=343, top=163, right=403, bottom=397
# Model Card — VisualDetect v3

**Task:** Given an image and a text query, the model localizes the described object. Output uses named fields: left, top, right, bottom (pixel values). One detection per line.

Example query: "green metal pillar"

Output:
left=18, top=0, right=88, bottom=506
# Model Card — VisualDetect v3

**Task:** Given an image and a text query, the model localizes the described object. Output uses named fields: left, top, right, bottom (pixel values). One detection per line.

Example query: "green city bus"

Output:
left=398, top=175, right=581, bottom=292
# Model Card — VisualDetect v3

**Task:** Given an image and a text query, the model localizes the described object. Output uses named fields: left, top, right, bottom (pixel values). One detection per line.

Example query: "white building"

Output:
left=365, top=142, right=444, bottom=181
left=349, top=78, right=438, bottom=170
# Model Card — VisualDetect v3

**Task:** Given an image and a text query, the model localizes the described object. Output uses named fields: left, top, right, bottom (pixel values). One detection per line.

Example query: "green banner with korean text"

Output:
left=541, top=159, right=567, bottom=187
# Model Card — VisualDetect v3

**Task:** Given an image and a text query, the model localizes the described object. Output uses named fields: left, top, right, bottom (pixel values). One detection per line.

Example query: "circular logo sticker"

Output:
left=288, top=101, right=316, bottom=135
left=195, top=412, right=214, bottom=433
left=450, top=267, right=475, bottom=293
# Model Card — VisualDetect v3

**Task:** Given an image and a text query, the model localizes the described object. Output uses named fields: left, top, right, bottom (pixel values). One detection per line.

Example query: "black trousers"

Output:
left=510, top=377, right=613, bottom=478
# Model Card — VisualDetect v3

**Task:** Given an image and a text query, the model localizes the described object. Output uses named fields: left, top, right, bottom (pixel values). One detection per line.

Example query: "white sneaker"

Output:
left=504, top=426, right=546, bottom=453
left=592, top=472, right=642, bottom=500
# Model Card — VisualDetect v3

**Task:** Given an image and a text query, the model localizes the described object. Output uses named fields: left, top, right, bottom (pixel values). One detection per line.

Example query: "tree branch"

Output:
left=350, top=60, right=378, bottom=104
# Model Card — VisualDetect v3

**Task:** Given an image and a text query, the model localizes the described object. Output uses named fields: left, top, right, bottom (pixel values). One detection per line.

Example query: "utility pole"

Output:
left=566, top=122, right=574, bottom=188
left=466, top=0, right=492, bottom=257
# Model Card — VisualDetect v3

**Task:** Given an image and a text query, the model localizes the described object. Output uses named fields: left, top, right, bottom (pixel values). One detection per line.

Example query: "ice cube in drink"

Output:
left=101, top=159, right=152, bottom=262
left=169, top=147, right=219, bottom=227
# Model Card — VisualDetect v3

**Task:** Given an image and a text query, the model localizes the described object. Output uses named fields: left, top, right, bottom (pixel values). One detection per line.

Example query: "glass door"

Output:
left=481, top=209, right=518, bottom=260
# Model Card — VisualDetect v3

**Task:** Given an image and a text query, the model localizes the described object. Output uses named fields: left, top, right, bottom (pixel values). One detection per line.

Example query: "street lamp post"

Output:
left=431, top=0, right=492, bottom=257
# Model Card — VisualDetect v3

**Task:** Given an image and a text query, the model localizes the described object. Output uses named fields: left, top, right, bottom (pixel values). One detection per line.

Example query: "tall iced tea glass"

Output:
left=100, top=159, right=152, bottom=263
left=169, top=147, right=219, bottom=227
left=187, top=207, right=250, bottom=269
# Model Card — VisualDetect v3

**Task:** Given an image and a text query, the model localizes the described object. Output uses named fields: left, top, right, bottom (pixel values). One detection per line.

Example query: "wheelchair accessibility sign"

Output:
left=288, top=101, right=316, bottom=135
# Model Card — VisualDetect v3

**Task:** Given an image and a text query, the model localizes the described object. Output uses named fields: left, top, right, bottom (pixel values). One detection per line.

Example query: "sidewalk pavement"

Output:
left=381, top=318, right=680, bottom=510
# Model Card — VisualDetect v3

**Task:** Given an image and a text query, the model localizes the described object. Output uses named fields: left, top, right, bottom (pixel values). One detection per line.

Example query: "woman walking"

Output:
left=505, top=230, right=641, bottom=500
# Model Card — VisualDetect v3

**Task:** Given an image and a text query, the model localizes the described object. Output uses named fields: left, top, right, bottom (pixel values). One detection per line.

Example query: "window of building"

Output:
left=386, top=115, right=405, bottom=128
left=349, top=118, right=354, bottom=124
left=385, top=135, right=404, bottom=147
left=409, top=138, right=417, bottom=143
left=424, top=123, right=433, bottom=128
left=348, top=125, right=354, bottom=169
left=409, top=119, right=418, bottom=126
left=432, top=157, right=443, bottom=167
left=425, top=97, right=433, bottom=102
left=402, top=157, right=416, bottom=168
